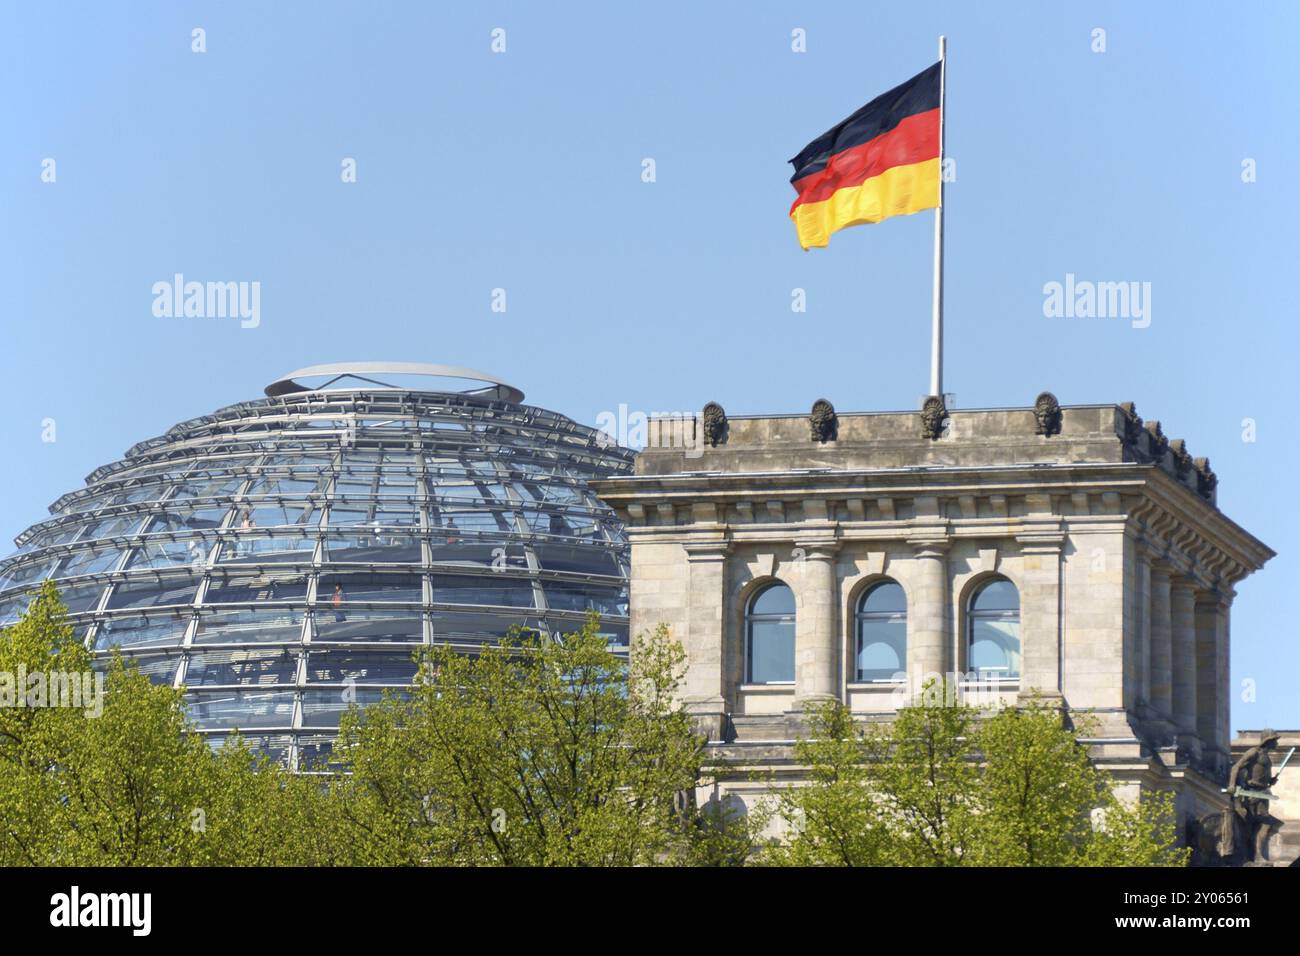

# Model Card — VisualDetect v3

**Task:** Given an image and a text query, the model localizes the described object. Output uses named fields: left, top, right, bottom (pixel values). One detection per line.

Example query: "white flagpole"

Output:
left=929, top=35, right=946, bottom=398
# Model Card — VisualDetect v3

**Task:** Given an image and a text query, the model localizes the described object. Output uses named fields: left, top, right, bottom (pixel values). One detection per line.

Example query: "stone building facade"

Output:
left=591, top=397, right=1274, bottom=831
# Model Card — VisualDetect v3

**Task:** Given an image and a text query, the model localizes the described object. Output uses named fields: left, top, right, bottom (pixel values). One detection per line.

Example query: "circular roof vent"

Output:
left=265, top=362, right=525, bottom=404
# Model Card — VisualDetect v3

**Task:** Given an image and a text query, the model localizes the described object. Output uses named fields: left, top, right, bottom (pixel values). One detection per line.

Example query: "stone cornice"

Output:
left=596, top=461, right=1272, bottom=589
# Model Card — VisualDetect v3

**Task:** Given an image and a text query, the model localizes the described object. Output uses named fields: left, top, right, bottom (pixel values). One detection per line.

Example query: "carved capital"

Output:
left=682, top=538, right=732, bottom=562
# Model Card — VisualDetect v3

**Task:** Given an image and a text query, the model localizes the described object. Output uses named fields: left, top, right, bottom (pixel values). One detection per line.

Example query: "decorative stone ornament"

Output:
left=920, top=395, right=947, bottom=440
left=1033, top=391, right=1062, bottom=437
left=809, top=399, right=837, bottom=442
left=1120, top=401, right=1144, bottom=445
left=1145, top=419, right=1169, bottom=458
left=1169, top=439, right=1193, bottom=477
left=701, top=402, right=727, bottom=447
left=1194, top=457, right=1218, bottom=499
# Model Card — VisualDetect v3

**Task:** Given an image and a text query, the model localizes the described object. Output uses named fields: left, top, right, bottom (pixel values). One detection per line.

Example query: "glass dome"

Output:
left=0, top=364, right=633, bottom=769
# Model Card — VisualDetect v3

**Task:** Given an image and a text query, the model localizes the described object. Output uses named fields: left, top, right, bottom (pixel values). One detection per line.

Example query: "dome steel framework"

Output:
left=0, top=364, right=633, bottom=769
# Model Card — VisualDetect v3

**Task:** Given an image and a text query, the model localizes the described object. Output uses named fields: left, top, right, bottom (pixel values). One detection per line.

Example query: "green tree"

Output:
left=749, top=700, right=893, bottom=866
left=752, top=689, right=1187, bottom=867
left=334, top=616, right=743, bottom=865
left=0, top=583, right=333, bottom=866
left=967, top=699, right=1185, bottom=865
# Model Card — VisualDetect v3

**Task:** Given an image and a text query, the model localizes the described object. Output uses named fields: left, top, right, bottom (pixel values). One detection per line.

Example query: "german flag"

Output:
left=788, top=62, right=941, bottom=249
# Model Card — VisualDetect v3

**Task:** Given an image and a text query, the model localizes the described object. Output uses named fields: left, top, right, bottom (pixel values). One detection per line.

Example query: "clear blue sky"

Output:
left=2, top=2, right=1296, bottom=727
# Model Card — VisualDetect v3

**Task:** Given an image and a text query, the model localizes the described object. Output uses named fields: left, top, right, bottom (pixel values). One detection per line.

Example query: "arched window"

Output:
left=855, top=580, right=906, bottom=682
left=967, top=577, right=1020, bottom=680
left=746, top=582, right=795, bottom=684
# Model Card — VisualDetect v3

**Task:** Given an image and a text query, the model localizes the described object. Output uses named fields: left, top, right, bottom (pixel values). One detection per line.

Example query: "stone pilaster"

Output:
left=1134, top=548, right=1152, bottom=711
left=1170, top=579, right=1200, bottom=757
left=682, top=539, right=730, bottom=740
left=1148, top=564, right=1174, bottom=727
left=1195, top=592, right=1230, bottom=765
left=793, top=539, right=839, bottom=706
left=1016, top=531, right=1065, bottom=702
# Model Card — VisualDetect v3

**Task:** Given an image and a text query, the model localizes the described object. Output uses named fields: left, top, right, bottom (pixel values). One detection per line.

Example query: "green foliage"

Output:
left=752, top=687, right=1188, bottom=867
left=0, top=582, right=326, bottom=866
left=333, top=616, right=744, bottom=865
left=0, top=587, right=1184, bottom=867
left=749, top=701, right=894, bottom=866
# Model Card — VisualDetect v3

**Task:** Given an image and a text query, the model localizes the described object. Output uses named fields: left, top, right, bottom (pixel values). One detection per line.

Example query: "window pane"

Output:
left=857, top=619, right=906, bottom=681
left=118, top=652, right=181, bottom=686
left=969, top=619, right=1020, bottom=678
left=318, top=573, right=423, bottom=604
left=193, top=608, right=302, bottom=644
left=751, top=583, right=795, bottom=616
left=216, top=534, right=317, bottom=564
left=94, top=614, right=188, bottom=650
left=431, top=574, right=536, bottom=609
left=310, top=610, right=423, bottom=643
left=748, top=619, right=794, bottom=683
left=205, top=573, right=309, bottom=604
left=187, top=690, right=296, bottom=729
left=300, top=687, right=394, bottom=728
left=56, top=548, right=126, bottom=577
left=106, top=578, right=198, bottom=610
left=321, top=533, right=421, bottom=565
left=861, top=581, right=906, bottom=614
left=127, top=537, right=214, bottom=570
left=533, top=544, right=619, bottom=576
left=185, top=648, right=299, bottom=686
left=305, top=649, right=419, bottom=685
left=79, top=514, right=145, bottom=541
left=61, top=583, right=107, bottom=614
left=544, top=582, right=625, bottom=615
left=428, top=610, right=543, bottom=646
left=972, top=579, right=1019, bottom=612
left=428, top=538, right=528, bottom=570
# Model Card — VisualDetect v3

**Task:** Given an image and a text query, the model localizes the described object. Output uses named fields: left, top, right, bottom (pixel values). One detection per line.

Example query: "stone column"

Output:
left=1194, top=593, right=1230, bottom=764
left=1148, top=564, right=1173, bottom=722
left=1135, top=549, right=1152, bottom=710
left=1170, top=579, right=1200, bottom=754
left=907, top=540, right=949, bottom=691
left=793, top=540, right=839, bottom=705
left=682, top=539, right=731, bottom=740
left=1016, top=533, right=1065, bottom=701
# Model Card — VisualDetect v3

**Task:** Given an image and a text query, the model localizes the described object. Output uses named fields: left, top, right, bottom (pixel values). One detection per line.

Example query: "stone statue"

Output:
left=1033, top=391, right=1062, bottom=437
left=1193, top=457, right=1217, bottom=500
left=1120, top=401, right=1144, bottom=445
left=920, top=395, right=947, bottom=440
left=1221, top=729, right=1283, bottom=863
left=1169, top=439, right=1193, bottom=478
left=809, top=399, right=837, bottom=443
left=701, top=402, right=727, bottom=447
left=1145, top=419, right=1168, bottom=459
